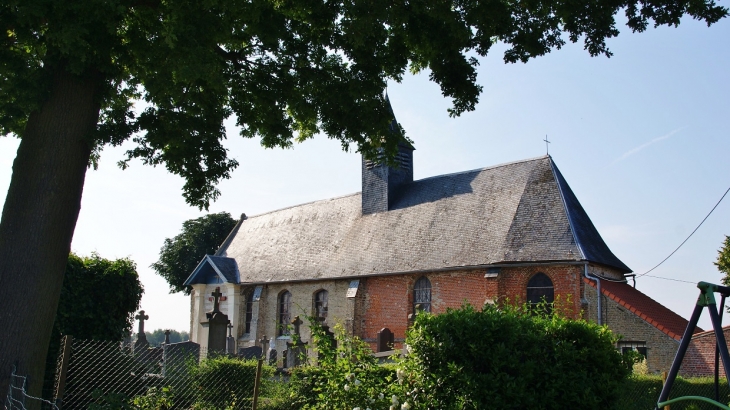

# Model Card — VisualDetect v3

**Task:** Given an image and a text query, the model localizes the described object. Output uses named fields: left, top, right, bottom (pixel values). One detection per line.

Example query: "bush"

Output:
left=188, top=355, right=271, bottom=409
left=393, top=303, right=632, bottom=410
left=614, top=374, right=730, bottom=410
left=279, top=320, right=399, bottom=409
left=266, top=304, right=633, bottom=409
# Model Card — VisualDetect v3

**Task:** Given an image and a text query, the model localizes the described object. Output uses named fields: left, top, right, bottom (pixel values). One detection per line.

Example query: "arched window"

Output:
left=314, top=290, right=328, bottom=320
left=527, top=273, right=554, bottom=308
left=278, top=291, right=292, bottom=336
left=413, top=276, right=431, bottom=313
left=244, top=291, right=254, bottom=334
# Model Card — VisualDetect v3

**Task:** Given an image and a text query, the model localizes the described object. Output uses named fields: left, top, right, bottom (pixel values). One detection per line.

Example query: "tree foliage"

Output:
left=139, top=329, right=190, bottom=346
left=718, top=235, right=730, bottom=285
left=54, top=253, right=144, bottom=342
left=2, top=0, right=727, bottom=208
left=152, top=212, right=238, bottom=294
left=43, top=253, right=144, bottom=400
left=1, top=0, right=727, bottom=398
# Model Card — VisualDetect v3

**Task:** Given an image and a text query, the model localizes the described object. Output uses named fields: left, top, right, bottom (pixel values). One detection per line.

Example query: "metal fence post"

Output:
left=53, top=335, right=73, bottom=408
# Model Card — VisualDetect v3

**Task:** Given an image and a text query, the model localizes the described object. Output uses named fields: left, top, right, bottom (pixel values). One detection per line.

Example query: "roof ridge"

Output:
left=216, top=214, right=246, bottom=256
left=245, top=192, right=362, bottom=220
left=549, top=157, right=586, bottom=260
left=691, top=325, right=730, bottom=339
left=241, top=155, right=551, bottom=221
left=412, top=155, right=549, bottom=184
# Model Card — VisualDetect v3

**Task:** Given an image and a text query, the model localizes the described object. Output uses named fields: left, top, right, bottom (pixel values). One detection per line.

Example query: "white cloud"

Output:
left=610, top=127, right=684, bottom=166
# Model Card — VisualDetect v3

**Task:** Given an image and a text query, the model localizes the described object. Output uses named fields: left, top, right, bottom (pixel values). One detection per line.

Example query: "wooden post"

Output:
left=661, top=371, right=670, bottom=410
left=252, top=336, right=267, bottom=410
left=53, top=335, right=73, bottom=408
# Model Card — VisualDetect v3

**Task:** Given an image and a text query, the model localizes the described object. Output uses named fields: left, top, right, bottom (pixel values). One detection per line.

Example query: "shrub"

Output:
left=614, top=374, right=730, bottom=410
left=131, top=387, right=174, bottom=410
left=392, top=303, right=632, bottom=410
left=270, top=304, right=632, bottom=409
left=282, top=320, right=399, bottom=409
left=188, top=355, right=271, bottom=409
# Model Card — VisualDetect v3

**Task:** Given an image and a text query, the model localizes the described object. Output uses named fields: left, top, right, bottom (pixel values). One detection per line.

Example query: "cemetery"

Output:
left=26, top=284, right=730, bottom=410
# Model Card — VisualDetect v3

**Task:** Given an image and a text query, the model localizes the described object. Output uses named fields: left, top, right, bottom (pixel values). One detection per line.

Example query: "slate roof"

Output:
left=585, top=278, right=701, bottom=340
left=220, top=155, right=630, bottom=284
left=184, top=255, right=240, bottom=285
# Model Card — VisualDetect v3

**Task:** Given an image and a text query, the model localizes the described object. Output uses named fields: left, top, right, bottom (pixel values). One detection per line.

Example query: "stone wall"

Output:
left=241, top=279, right=355, bottom=366
left=584, top=282, right=679, bottom=373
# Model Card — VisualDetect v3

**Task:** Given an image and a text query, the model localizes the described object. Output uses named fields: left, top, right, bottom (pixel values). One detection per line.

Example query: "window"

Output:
left=314, top=290, right=328, bottom=320
left=414, top=276, right=431, bottom=313
left=526, top=273, right=554, bottom=308
left=244, top=291, right=254, bottom=334
left=617, top=341, right=647, bottom=359
left=278, top=291, right=292, bottom=336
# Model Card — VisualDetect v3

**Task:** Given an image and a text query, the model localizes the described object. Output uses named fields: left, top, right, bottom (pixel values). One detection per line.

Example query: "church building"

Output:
left=185, top=119, right=696, bottom=373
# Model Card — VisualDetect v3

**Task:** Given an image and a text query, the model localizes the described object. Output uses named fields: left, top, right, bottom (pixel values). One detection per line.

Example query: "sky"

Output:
left=1, top=15, right=729, bottom=334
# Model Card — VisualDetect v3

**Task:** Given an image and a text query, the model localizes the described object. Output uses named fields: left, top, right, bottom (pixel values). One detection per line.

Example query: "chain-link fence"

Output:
left=614, top=373, right=730, bottom=410
left=29, top=335, right=730, bottom=410
left=49, top=337, right=266, bottom=410
left=4, top=366, right=60, bottom=410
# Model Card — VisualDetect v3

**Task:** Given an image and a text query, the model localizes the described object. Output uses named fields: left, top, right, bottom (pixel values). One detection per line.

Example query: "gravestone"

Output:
left=376, top=328, right=394, bottom=352
left=226, top=323, right=236, bottom=354
left=134, top=310, right=150, bottom=352
left=163, top=341, right=200, bottom=377
left=238, top=346, right=262, bottom=359
left=201, top=287, right=229, bottom=353
left=286, top=316, right=308, bottom=368
left=268, top=337, right=277, bottom=366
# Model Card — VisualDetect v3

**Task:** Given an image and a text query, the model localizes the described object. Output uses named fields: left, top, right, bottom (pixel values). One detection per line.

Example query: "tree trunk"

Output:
left=0, top=68, right=101, bottom=403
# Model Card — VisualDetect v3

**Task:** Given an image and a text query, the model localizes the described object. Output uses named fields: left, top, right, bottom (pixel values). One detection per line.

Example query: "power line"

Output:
left=637, top=184, right=730, bottom=278
left=641, top=274, right=697, bottom=284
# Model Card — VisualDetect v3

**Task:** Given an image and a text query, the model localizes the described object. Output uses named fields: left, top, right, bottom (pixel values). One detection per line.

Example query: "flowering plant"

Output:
left=287, top=317, right=401, bottom=410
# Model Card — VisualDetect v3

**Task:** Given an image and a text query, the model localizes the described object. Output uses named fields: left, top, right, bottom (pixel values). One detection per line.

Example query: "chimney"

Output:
left=362, top=98, right=414, bottom=215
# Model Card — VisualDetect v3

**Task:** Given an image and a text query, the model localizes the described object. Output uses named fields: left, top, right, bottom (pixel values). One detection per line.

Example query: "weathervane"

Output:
left=543, top=135, right=551, bottom=155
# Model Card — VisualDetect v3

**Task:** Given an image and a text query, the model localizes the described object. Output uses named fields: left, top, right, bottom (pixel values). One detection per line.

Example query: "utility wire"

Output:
left=637, top=184, right=730, bottom=278
left=642, top=274, right=696, bottom=284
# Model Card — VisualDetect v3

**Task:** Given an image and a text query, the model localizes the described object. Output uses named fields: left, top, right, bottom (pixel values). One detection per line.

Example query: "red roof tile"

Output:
left=584, top=278, right=702, bottom=341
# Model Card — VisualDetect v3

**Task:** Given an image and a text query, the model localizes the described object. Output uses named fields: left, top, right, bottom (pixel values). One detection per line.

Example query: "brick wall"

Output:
left=360, top=274, right=413, bottom=350
left=361, top=265, right=585, bottom=350
left=584, top=282, right=679, bottom=373
left=680, top=327, right=730, bottom=377
left=211, top=263, right=676, bottom=367
left=497, top=265, right=583, bottom=318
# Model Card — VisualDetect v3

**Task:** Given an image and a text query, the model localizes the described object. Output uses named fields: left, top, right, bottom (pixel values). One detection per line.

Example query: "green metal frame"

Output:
left=655, top=282, right=730, bottom=410
left=657, top=396, right=730, bottom=409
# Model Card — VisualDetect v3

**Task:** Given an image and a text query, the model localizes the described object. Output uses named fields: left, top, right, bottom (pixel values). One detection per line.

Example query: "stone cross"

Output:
left=259, top=335, right=269, bottom=352
left=211, top=287, right=223, bottom=312
left=227, top=323, right=233, bottom=337
left=164, top=329, right=171, bottom=344
left=291, top=315, right=303, bottom=336
left=135, top=310, right=149, bottom=334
